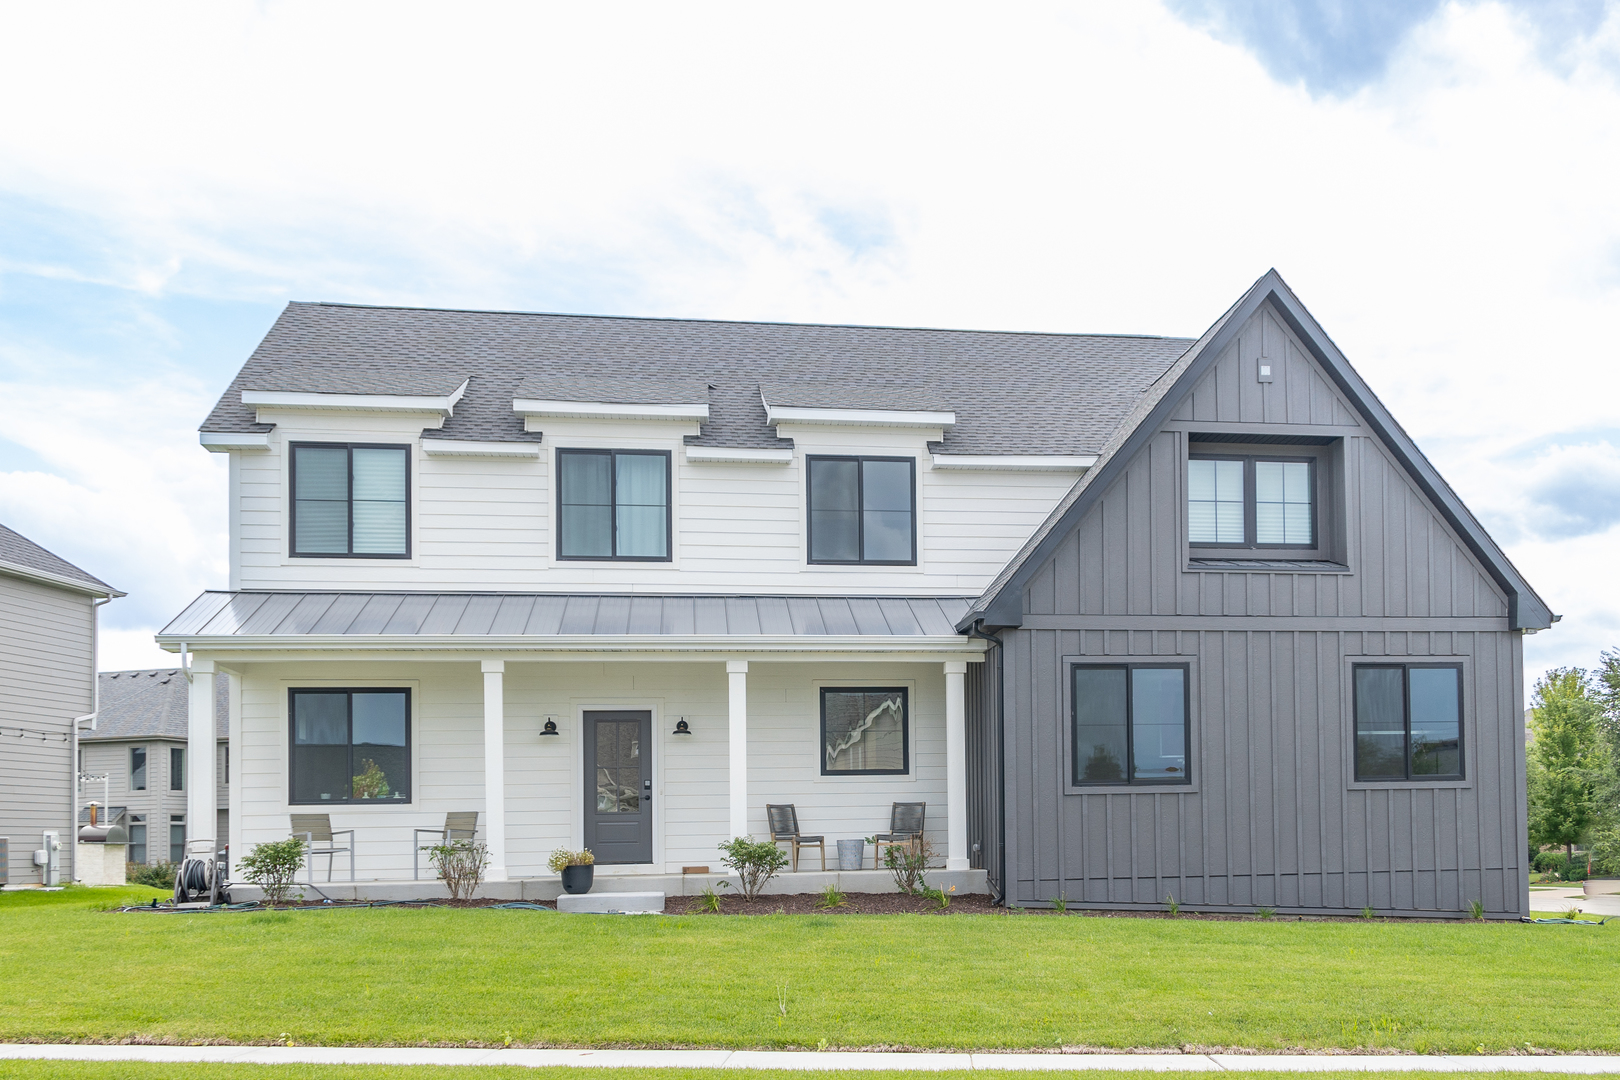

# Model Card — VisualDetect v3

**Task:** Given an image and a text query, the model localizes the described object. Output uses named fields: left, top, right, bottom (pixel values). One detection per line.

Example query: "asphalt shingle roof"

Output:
left=84, top=668, right=228, bottom=741
left=0, top=522, right=118, bottom=594
left=201, top=303, right=1194, bottom=455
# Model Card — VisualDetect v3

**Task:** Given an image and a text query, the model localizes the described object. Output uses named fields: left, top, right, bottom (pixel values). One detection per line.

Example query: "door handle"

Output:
left=643, top=779, right=652, bottom=795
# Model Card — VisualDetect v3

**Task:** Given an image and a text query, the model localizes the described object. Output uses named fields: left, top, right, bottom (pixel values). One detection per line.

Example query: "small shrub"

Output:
left=717, top=836, right=788, bottom=901
left=546, top=848, right=595, bottom=874
left=422, top=839, right=490, bottom=900
left=1468, top=899, right=1485, bottom=920
left=127, top=861, right=176, bottom=889
left=1254, top=906, right=1277, bottom=920
left=815, top=884, right=847, bottom=910
left=687, top=885, right=723, bottom=914
left=883, top=837, right=933, bottom=895
left=1164, top=893, right=1181, bottom=916
left=237, top=837, right=307, bottom=906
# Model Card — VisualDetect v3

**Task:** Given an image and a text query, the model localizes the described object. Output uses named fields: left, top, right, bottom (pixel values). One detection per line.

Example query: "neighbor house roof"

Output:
left=200, top=303, right=1194, bottom=456
left=83, top=668, right=227, bottom=742
left=0, top=522, right=121, bottom=597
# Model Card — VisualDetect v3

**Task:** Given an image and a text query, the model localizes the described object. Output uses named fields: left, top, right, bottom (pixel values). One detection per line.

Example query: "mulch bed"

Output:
left=667, top=890, right=1000, bottom=915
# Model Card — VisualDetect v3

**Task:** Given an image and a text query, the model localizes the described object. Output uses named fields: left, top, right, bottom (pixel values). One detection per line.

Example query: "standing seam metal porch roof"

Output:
left=160, top=591, right=974, bottom=640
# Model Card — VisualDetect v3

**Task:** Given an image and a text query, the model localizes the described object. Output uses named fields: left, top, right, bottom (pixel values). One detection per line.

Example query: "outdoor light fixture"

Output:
left=539, top=719, right=559, bottom=737
left=672, top=718, right=692, bottom=735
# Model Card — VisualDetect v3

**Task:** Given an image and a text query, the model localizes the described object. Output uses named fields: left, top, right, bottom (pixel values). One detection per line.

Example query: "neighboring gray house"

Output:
left=0, top=522, right=121, bottom=886
left=78, top=670, right=228, bottom=866
left=962, top=271, right=1552, bottom=919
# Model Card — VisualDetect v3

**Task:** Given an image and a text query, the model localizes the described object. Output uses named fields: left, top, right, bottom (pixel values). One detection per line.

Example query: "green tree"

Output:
left=1527, top=668, right=1609, bottom=870
left=1587, top=651, right=1620, bottom=874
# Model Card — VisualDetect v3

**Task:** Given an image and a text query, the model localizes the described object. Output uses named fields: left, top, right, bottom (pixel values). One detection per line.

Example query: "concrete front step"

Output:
left=225, top=867, right=987, bottom=904
left=556, top=891, right=664, bottom=913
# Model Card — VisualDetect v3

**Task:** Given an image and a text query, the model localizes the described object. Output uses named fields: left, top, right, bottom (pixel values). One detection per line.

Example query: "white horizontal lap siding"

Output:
left=920, top=467, right=1083, bottom=582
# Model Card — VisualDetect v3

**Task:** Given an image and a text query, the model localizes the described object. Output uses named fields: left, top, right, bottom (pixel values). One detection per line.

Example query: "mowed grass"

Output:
left=2, top=887, right=1617, bottom=1052
left=2, top=1070, right=1615, bottom=1080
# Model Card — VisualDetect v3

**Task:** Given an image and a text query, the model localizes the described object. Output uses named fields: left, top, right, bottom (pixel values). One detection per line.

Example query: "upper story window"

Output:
left=1188, top=454, right=1314, bottom=548
left=807, top=456, right=915, bottom=565
left=291, top=443, right=410, bottom=558
left=1072, top=664, right=1190, bottom=786
left=170, top=747, right=185, bottom=790
left=1354, top=664, right=1463, bottom=781
left=129, top=746, right=147, bottom=791
left=557, top=449, right=671, bottom=561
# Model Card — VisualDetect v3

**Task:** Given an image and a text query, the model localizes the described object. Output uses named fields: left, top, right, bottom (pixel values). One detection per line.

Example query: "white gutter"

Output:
left=512, top=399, right=710, bottom=422
left=0, top=560, right=123, bottom=599
left=155, top=633, right=985, bottom=656
left=70, top=595, right=113, bottom=883
left=421, top=439, right=542, bottom=458
left=200, top=432, right=271, bottom=453
left=764, top=403, right=956, bottom=428
left=930, top=453, right=1097, bottom=471
left=242, top=380, right=469, bottom=416
left=684, top=445, right=795, bottom=465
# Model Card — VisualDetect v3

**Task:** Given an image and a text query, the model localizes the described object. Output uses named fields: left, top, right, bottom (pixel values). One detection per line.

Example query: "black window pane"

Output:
left=1355, top=667, right=1406, bottom=780
left=294, top=446, right=350, bottom=554
left=128, top=821, right=146, bottom=865
left=560, top=452, right=613, bottom=557
left=169, top=817, right=185, bottom=863
left=809, top=459, right=860, bottom=561
left=614, top=452, right=668, bottom=558
left=294, top=693, right=348, bottom=744
left=1073, top=667, right=1128, bottom=783
left=352, top=692, right=410, bottom=801
left=351, top=447, right=408, bottom=555
left=170, top=747, right=184, bottom=791
left=1131, top=668, right=1187, bottom=780
left=130, top=747, right=146, bottom=791
left=861, top=460, right=911, bottom=512
left=1410, top=667, right=1462, bottom=777
left=823, top=690, right=907, bottom=773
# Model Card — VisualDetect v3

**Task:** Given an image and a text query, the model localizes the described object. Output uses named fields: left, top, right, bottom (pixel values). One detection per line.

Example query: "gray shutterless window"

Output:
left=169, top=815, right=185, bottom=863
left=291, top=443, right=410, bottom=558
left=129, top=747, right=147, bottom=791
left=807, top=456, right=916, bottom=564
left=170, top=747, right=184, bottom=791
left=1354, top=664, right=1463, bottom=781
left=557, top=449, right=671, bottom=560
left=289, top=689, right=411, bottom=804
left=127, top=814, right=147, bottom=865
left=1188, top=456, right=1314, bottom=547
left=1072, top=665, right=1190, bottom=785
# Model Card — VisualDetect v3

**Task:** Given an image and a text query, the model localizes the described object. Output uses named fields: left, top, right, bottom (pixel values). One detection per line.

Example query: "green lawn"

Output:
left=0, top=1070, right=1612, bottom=1080
left=2, top=886, right=1618, bottom=1053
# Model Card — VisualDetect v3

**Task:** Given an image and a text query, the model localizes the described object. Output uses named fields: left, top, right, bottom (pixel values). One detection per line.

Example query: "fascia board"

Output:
left=930, top=454, right=1096, bottom=471
left=0, top=559, right=123, bottom=598
left=684, top=446, right=795, bottom=465
left=765, top=404, right=956, bottom=428
left=155, top=633, right=982, bottom=655
left=421, top=439, right=542, bottom=458
left=200, top=432, right=271, bottom=453
left=242, top=379, right=469, bottom=416
left=513, top=399, right=710, bottom=421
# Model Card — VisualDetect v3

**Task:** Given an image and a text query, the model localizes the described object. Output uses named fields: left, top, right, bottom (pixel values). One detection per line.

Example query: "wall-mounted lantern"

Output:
left=539, top=717, right=560, bottom=737
left=671, top=718, right=692, bottom=736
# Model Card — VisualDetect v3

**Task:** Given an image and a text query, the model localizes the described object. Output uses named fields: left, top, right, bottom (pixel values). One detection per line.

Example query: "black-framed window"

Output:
left=1071, top=664, right=1190, bottom=785
left=127, top=814, right=147, bottom=864
left=557, top=449, right=671, bottom=560
left=807, top=456, right=916, bottom=564
left=130, top=746, right=146, bottom=791
left=169, top=815, right=185, bottom=863
left=288, top=689, right=412, bottom=804
left=1354, top=664, right=1463, bottom=781
left=170, top=747, right=185, bottom=791
left=1188, top=455, right=1314, bottom=547
left=821, top=688, right=909, bottom=775
left=290, top=442, right=410, bottom=558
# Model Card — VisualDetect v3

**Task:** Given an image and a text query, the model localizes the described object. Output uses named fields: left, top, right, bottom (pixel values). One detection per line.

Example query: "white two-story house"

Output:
left=165, top=271, right=1551, bottom=915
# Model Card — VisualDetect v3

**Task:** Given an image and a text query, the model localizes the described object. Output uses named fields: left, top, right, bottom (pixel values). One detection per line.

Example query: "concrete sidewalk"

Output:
left=4, top=1045, right=1620, bottom=1072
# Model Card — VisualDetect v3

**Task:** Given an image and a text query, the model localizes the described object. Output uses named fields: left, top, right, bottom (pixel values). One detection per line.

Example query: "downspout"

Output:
left=71, top=596, right=112, bottom=884
left=968, top=619, right=1006, bottom=905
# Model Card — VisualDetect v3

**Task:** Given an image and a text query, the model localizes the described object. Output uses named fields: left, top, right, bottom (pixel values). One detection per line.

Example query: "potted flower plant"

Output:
left=548, top=847, right=595, bottom=894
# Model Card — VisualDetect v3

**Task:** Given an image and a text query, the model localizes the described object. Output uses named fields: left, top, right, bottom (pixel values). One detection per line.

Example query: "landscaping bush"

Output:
left=127, top=861, right=176, bottom=889
left=1532, top=850, right=1566, bottom=874
left=717, top=836, right=787, bottom=901
left=422, top=839, right=490, bottom=900
left=237, top=837, right=307, bottom=906
left=883, top=837, right=934, bottom=895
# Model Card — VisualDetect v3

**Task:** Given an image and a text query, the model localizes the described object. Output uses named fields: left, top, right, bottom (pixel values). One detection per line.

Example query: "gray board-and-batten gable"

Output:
left=961, top=271, right=1548, bottom=920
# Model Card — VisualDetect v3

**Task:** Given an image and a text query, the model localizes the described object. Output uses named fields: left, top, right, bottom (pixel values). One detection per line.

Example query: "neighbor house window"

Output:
left=807, top=456, right=915, bottom=564
left=556, top=449, right=671, bottom=560
left=1354, top=664, right=1463, bottom=781
left=170, top=747, right=184, bottom=791
left=1071, top=665, right=1190, bottom=785
left=821, top=688, right=909, bottom=775
left=291, top=443, right=410, bottom=558
left=288, top=689, right=412, bottom=804
left=1188, top=455, right=1313, bottom=547
left=169, top=815, right=185, bottom=863
left=127, top=814, right=147, bottom=865
left=129, top=747, right=147, bottom=791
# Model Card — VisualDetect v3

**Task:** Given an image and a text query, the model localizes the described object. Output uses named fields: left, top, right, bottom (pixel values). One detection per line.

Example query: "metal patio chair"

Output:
left=414, top=811, right=479, bottom=880
left=872, top=801, right=926, bottom=869
left=290, top=813, right=355, bottom=882
left=766, top=803, right=826, bottom=872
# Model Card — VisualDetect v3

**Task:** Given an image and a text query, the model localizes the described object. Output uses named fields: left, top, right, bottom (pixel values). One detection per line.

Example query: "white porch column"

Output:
left=944, top=660, right=969, bottom=871
left=187, top=659, right=217, bottom=853
left=727, top=660, right=748, bottom=839
left=482, top=660, right=508, bottom=881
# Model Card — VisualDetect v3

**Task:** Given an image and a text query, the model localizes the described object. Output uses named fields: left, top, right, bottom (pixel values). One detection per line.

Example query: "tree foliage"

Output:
left=1526, top=668, right=1609, bottom=863
left=1586, top=651, right=1620, bottom=874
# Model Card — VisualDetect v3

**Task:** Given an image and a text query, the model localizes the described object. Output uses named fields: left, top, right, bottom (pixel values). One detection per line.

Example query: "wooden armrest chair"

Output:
left=413, top=812, right=479, bottom=880
left=766, top=803, right=826, bottom=872
left=291, top=814, right=355, bottom=882
left=872, top=801, right=926, bottom=869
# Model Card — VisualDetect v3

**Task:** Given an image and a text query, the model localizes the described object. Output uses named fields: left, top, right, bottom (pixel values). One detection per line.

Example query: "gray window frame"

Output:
left=806, top=455, right=917, bottom=565
left=554, top=448, right=673, bottom=562
left=1352, top=663, right=1465, bottom=782
left=1187, top=453, right=1317, bottom=550
left=287, top=687, right=414, bottom=805
left=819, top=687, right=910, bottom=776
left=289, top=441, right=413, bottom=559
left=1069, top=662, right=1192, bottom=787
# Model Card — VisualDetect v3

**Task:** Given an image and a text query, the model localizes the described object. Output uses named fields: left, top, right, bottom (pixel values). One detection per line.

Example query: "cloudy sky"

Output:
left=0, top=0, right=1616, bottom=678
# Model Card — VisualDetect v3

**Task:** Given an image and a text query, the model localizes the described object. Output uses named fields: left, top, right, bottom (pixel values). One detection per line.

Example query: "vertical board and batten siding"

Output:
left=1000, top=303, right=1528, bottom=917
left=0, top=575, right=93, bottom=885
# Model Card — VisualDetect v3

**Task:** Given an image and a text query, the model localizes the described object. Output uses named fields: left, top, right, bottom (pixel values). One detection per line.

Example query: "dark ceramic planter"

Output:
left=561, top=864, right=594, bottom=894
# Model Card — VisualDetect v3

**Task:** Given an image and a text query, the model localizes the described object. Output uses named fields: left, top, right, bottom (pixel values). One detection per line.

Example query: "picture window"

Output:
left=1071, top=664, right=1190, bottom=786
left=1354, top=664, right=1463, bottom=781
left=288, top=688, right=412, bottom=804
left=820, top=688, right=909, bottom=775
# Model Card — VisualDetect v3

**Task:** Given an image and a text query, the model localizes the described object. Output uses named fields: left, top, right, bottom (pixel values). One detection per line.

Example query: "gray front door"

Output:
left=583, top=711, right=652, bottom=864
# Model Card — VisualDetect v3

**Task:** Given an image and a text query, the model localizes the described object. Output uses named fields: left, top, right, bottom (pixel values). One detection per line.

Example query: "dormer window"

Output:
left=807, top=456, right=916, bottom=565
left=557, top=449, right=672, bottom=561
left=290, top=443, right=410, bottom=558
left=1188, top=453, right=1315, bottom=548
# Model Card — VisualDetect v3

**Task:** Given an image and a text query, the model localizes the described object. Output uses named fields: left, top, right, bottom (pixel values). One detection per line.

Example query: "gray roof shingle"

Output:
left=83, top=668, right=227, bottom=742
left=201, top=304, right=1194, bottom=455
left=0, top=522, right=119, bottom=595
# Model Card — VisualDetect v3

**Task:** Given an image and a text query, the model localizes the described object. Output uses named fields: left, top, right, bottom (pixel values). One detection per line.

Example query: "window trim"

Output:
left=287, top=687, right=415, bottom=806
left=1352, top=663, right=1465, bottom=783
left=819, top=686, right=911, bottom=776
left=806, top=455, right=918, bottom=566
left=1069, top=662, right=1192, bottom=788
left=554, top=448, right=674, bottom=563
left=288, top=441, right=413, bottom=560
left=1188, top=453, right=1317, bottom=550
